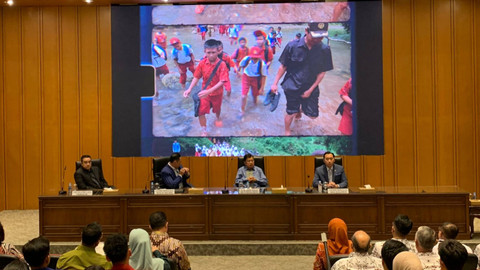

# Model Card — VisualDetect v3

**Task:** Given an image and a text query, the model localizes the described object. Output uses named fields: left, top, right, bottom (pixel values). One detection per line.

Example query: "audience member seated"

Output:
left=57, top=223, right=112, bottom=270
left=331, top=230, right=382, bottom=270
left=103, top=234, right=134, bottom=270
left=381, top=240, right=409, bottom=270
left=313, top=218, right=353, bottom=270
left=235, top=153, right=268, bottom=188
left=415, top=226, right=441, bottom=270
left=149, top=211, right=191, bottom=270
left=433, top=222, right=472, bottom=254
left=0, top=221, right=22, bottom=258
left=22, top=236, right=53, bottom=270
left=372, top=214, right=416, bottom=258
left=128, top=229, right=164, bottom=270
left=3, top=259, right=29, bottom=270
left=313, top=152, right=348, bottom=189
left=74, top=155, right=111, bottom=190
left=438, top=240, right=468, bottom=270
left=392, top=251, right=423, bottom=270
left=160, top=153, right=191, bottom=189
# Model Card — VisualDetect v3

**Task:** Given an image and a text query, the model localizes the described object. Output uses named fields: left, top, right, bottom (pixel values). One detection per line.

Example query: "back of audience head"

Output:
left=438, top=222, right=459, bottom=240
left=392, top=251, right=423, bottom=270
left=0, top=221, right=4, bottom=244
left=381, top=239, right=409, bottom=270
left=415, top=226, right=436, bottom=252
left=104, top=234, right=130, bottom=265
left=82, top=222, right=103, bottom=247
left=393, top=214, right=413, bottom=237
left=4, top=259, right=29, bottom=270
left=22, top=236, right=50, bottom=269
left=351, top=230, right=371, bottom=254
left=438, top=240, right=468, bottom=270
left=149, top=211, right=168, bottom=231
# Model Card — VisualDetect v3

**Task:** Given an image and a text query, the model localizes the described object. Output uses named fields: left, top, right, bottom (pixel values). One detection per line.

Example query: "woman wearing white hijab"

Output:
left=129, top=228, right=164, bottom=270
left=392, top=251, right=423, bottom=270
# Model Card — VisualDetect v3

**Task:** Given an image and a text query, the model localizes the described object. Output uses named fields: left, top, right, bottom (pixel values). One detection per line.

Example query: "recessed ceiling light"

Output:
left=6, top=0, right=13, bottom=6
left=84, top=0, right=92, bottom=3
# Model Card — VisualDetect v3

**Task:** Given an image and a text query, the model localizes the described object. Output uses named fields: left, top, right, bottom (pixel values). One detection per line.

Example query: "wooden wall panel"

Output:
left=393, top=0, right=415, bottom=186
left=413, top=0, right=436, bottom=187
left=0, top=9, right=5, bottom=211
left=60, top=6, right=80, bottom=188
left=4, top=8, right=24, bottom=209
left=1, top=1, right=480, bottom=209
left=42, top=7, right=62, bottom=195
left=433, top=0, right=456, bottom=186
left=453, top=0, right=476, bottom=193
left=22, top=7, right=42, bottom=209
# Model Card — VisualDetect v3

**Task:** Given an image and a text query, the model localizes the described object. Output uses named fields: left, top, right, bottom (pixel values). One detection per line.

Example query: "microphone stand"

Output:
left=142, top=163, right=152, bottom=194
left=59, top=166, right=67, bottom=195
left=222, top=157, right=230, bottom=194
left=305, top=174, right=313, bottom=193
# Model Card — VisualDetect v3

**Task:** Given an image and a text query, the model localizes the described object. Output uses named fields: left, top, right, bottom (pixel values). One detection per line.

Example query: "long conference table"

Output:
left=38, top=186, right=470, bottom=241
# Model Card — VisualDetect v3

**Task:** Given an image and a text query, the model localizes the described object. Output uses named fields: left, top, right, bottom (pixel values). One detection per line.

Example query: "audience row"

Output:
left=1, top=214, right=479, bottom=270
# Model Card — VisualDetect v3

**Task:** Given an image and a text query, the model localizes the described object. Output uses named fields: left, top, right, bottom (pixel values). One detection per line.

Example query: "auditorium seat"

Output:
left=237, top=156, right=265, bottom=172
left=329, top=254, right=348, bottom=269
left=462, top=253, right=478, bottom=270
left=0, top=254, right=16, bottom=269
left=48, top=255, right=60, bottom=269
left=152, top=157, right=170, bottom=182
left=314, top=156, right=343, bottom=169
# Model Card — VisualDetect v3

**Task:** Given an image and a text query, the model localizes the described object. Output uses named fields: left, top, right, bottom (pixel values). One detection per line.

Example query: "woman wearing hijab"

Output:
left=313, top=218, right=353, bottom=270
left=392, top=251, right=423, bottom=270
left=129, top=229, right=164, bottom=270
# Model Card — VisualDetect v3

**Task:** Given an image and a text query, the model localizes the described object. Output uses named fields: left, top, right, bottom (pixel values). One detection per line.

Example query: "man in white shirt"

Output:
left=432, top=222, right=473, bottom=254
left=415, top=226, right=441, bottom=270
left=331, top=230, right=383, bottom=270
left=371, top=214, right=416, bottom=258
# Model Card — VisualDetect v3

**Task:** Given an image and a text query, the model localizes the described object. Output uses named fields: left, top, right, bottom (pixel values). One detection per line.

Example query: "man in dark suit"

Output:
left=312, top=151, right=348, bottom=188
left=160, top=152, right=191, bottom=189
left=74, top=155, right=110, bottom=190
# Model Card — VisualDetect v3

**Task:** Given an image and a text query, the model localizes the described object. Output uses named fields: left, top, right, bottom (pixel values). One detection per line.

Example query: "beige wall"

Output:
left=0, top=0, right=479, bottom=210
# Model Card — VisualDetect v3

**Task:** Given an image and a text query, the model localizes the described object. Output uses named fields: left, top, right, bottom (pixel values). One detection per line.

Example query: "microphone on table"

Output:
left=305, top=174, right=313, bottom=193
left=59, top=166, right=67, bottom=195
left=142, top=163, right=152, bottom=194
left=222, top=157, right=231, bottom=194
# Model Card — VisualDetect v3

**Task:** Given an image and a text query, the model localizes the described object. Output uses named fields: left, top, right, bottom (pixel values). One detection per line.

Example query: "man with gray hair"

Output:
left=415, top=226, right=441, bottom=270
left=331, top=230, right=383, bottom=270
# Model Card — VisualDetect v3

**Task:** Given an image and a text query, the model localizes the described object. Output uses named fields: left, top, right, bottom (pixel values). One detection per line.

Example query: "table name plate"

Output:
left=327, top=188, right=349, bottom=194
left=71, top=190, right=93, bottom=196
left=238, top=188, right=261, bottom=194
left=154, top=189, right=175, bottom=195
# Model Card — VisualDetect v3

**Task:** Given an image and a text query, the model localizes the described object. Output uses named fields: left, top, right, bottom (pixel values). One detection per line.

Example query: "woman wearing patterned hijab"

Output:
left=313, top=218, right=353, bottom=270
left=128, top=229, right=164, bottom=270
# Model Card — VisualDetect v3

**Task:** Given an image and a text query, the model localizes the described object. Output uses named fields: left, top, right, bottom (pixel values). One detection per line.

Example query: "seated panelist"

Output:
left=313, top=151, right=348, bottom=189
left=235, top=154, right=268, bottom=188
left=74, top=155, right=112, bottom=190
left=160, top=152, right=191, bottom=189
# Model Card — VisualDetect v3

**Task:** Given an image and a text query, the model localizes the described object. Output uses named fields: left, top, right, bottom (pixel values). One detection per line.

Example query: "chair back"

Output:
left=314, top=157, right=343, bottom=169
left=329, top=254, right=349, bottom=269
left=0, top=254, right=16, bottom=270
left=153, top=157, right=170, bottom=181
left=237, top=156, right=265, bottom=172
left=462, top=253, right=478, bottom=270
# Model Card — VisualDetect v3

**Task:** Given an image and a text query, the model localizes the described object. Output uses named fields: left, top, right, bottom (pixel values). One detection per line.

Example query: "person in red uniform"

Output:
left=216, top=40, right=237, bottom=97
left=253, top=30, right=274, bottom=68
left=170, top=37, right=195, bottom=90
left=232, top=37, right=249, bottom=69
left=183, top=39, right=229, bottom=136
left=337, top=78, right=353, bottom=135
left=154, top=30, right=167, bottom=50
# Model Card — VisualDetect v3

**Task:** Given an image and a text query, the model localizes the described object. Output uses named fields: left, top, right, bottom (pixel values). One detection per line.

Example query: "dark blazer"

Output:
left=74, top=166, right=109, bottom=190
left=312, top=163, right=348, bottom=188
left=160, top=164, right=191, bottom=189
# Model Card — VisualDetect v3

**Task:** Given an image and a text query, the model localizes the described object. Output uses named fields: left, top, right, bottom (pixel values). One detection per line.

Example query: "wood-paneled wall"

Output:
left=1, top=0, right=479, bottom=210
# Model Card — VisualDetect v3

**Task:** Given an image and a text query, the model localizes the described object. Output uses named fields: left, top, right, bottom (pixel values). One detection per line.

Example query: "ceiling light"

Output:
left=6, top=0, right=13, bottom=6
left=84, top=0, right=92, bottom=3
